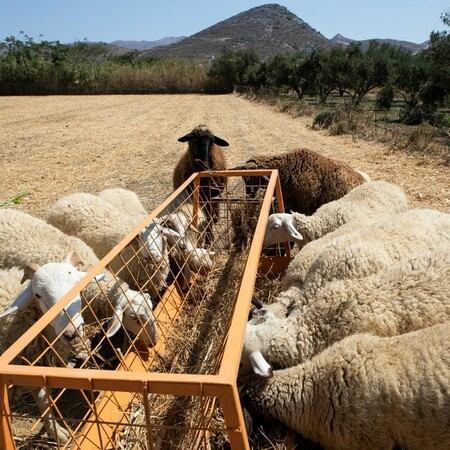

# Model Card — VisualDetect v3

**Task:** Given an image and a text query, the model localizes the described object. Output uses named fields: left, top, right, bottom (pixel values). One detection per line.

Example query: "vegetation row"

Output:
left=0, top=12, right=448, bottom=127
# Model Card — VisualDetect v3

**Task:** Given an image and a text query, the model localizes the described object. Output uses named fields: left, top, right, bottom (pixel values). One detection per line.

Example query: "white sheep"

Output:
left=0, top=208, right=157, bottom=348
left=160, top=199, right=216, bottom=288
left=0, top=254, right=100, bottom=443
left=47, top=192, right=181, bottom=298
left=0, top=252, right=94, bottom=345
left=98, top=187, right=148, bottom=220
left=244, top=320, right=450, bottom=450
left=241, top=209, right=450, bottom=376
left=263, top=180, right=408, bottom=248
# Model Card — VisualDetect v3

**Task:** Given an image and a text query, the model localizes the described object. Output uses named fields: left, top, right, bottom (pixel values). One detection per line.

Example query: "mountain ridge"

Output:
left=94, top=4, right=428, bottom=57
left=140, top=4, right=332, bottom=59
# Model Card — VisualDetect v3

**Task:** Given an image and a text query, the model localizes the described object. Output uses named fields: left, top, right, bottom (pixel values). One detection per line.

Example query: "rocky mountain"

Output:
left=140, top=4, right=333, bottom=60
left=84, top=4, right=427, bottom=60
left=110, top=36, right=186, bottom=50
left=331, top=33, right=429, bottom=53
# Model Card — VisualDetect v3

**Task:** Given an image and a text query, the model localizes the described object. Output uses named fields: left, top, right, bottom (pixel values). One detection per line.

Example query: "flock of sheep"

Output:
left=0, top=123, right=449, bottom=450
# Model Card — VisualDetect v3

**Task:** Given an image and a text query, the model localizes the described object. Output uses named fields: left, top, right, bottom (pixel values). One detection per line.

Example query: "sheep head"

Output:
left=230, top=160, right=270, bottom=198
left=263, top=213, right=304, bottom=247
left=106, top=289, right=157, bottom=347
left=178, top=125, right=229, bottom=167
left=0, top=251, right=101, bottom=344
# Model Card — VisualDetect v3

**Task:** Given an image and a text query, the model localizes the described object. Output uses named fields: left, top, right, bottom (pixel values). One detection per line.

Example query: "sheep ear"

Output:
left=106, top=306, right=124, bottom=338
left=179, top=266, right=191, bottom=291
left=213, top=135, right=229, bottom=147
left=21, top=263, right=40, bottom=284
left=0, top=284, right=34, bottom=318
left=64, top=251, right=82, bottom=267
left=77, top=271, right=105, bottom=284
left=249, top=351, right=273, bottom=378
left=244, top=161, right=258, bottom=170
left=229, top=164, right=245, bottom=170
left=285, top=221, right=304, bottom=243
left=178, top=132, right=195, bottom=142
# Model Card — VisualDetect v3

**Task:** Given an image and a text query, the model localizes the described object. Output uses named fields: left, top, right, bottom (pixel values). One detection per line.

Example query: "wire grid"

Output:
left=0, top=170, right=284, bottom=450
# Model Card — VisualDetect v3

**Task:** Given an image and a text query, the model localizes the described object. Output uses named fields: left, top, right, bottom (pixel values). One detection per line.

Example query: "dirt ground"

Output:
left=1, top=93, right=449, bottom=218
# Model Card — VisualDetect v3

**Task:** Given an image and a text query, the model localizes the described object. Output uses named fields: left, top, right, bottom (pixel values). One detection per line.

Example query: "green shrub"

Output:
left=312, top=110, right=338, bottom=129
left=375, top=84, right=394, bottom=110
left=330, top=121, right=347, bottom=135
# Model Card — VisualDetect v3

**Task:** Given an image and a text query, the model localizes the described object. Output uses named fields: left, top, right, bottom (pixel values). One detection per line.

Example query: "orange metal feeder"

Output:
left=0, top=170, right=290, bottom=450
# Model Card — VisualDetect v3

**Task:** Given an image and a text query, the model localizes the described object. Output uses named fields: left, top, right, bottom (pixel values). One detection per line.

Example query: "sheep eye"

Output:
left=272, top=223, right=280, bottom=230
left=35, top=293, right=42, bottom=299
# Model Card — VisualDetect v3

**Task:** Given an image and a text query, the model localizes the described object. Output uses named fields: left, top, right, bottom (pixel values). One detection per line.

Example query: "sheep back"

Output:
left=246, top=322, right=450, bottom=450
left=247, top=148, right=365, bottom=214
left=98, top=188, right=148, bottom=220
left=0, top=208, right=98, bottom=271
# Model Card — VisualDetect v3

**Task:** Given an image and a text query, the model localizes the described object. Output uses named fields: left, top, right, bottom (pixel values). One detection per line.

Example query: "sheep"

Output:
left=241, top=209, right=450, bottom=376
left=98, top=187, right=148, bottom=220
left=47, top=192, right=181, bottom=299
left=283, top=208, right=450, bottom=294
left=0, top=208, right=158, bottom=348
left=160, top=198, right=216, bottom=285
left=0, top=252, right=95, bottom=347
left=263, top=180, right=408, bottom=248
left=0, top=266, right=27, bottom=310
left=232, top=148, right=367, bottom=215
left=173, top=125, right=229, bottom=241
left=0, top=254, right=101, bottom=443
left=244, top=320, right=450, bottom=450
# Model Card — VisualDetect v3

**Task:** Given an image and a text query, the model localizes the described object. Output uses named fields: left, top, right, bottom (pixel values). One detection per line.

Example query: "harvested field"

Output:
left=0, top=93, right=449, bottom=449
left=1, top=94, right=449, bottom=217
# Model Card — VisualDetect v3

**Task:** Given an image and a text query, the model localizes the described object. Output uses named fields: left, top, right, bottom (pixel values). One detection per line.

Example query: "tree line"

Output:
left=0, top=12, right=448, bottom=125
left=208, top=12, right=449, bottom=125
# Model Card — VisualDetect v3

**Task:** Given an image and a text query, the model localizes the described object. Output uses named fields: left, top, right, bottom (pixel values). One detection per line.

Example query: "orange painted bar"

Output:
left=0, top=381, right=15, bottom=450
left=220, top=384, right=250, bottom=450
left=219, top=170, right=279, bottom=382
left=74, top=283, right=193, bottom=448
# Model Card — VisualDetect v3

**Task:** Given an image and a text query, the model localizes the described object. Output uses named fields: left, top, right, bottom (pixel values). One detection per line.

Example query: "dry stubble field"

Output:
left=1, top=93, right=449, bottom=218
left=0, top=94, right=449, bottom=449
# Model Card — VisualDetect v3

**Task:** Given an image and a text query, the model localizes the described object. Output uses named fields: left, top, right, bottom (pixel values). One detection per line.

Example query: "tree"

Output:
left=207, top=48, right=259, bottom=93
left=425, top=10, right=450, bottom=102
left=345, top=42, right=391, bottom=107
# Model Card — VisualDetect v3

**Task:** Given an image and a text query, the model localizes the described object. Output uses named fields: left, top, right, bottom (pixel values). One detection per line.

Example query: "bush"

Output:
left=375, top=84, right=394, bottom=110
left=330, top=121, right=347, bottom=136
left=312, top=110, right=338, bottom=129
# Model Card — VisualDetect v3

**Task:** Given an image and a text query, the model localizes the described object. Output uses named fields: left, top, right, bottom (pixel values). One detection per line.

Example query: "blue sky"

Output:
left=0, top=0, right=447, bottom=44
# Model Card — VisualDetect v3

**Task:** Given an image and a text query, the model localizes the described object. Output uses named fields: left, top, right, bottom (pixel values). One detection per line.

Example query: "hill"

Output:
left=110, top=36, right=186, bottom=50
left=331, top=33, right=428, bottom=53
left=140, top=4, right=332, bottom=60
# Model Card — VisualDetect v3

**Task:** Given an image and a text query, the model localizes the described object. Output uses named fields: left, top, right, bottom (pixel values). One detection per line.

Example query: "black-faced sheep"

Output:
left=173, top=125, right=229, bottom=239
left=244, top=320, right=450, bottom=450
left=233, top=147, right=367, bottom=215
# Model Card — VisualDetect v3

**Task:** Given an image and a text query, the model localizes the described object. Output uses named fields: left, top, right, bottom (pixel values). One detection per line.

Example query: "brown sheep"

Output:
left=232, top=148, right=366, bottom=215
left=173, top=125, right=229, bottom=240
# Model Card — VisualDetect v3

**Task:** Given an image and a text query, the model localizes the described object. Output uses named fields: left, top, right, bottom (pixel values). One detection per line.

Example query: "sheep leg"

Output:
left=32, top=387, right=70, bottom=443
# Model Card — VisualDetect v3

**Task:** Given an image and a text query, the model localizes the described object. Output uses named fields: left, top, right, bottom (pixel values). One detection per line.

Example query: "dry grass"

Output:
left=1, top=93, right=448, bottom=449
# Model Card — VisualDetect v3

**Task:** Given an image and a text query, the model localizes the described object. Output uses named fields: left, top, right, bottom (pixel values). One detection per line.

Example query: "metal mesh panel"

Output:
left=0, top=170, right=287, bottom=450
